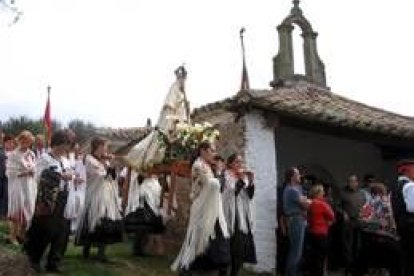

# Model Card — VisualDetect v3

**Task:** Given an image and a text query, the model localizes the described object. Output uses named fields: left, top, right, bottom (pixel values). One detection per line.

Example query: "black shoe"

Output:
left=30, top=262, right=42, bottom=273
left=178, top=269, right=192, bottom=276
left=83, top=246, right=91, bottom=259
left=46, top=265, right=62, bottom=273
left=97, top=255, right=111, bottom=263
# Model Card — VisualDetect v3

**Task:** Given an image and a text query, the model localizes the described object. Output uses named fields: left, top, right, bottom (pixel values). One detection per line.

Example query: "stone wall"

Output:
left=164, top=176, right=192, bottom=254
left=193, top=109, right=245, bottom=159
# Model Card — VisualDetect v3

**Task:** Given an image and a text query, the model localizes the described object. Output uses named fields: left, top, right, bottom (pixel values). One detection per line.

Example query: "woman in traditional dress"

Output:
left=64, top=143, right=86, bottom=233
left=6, top=130, right=37, bottom=244
left=222, top=153, right=257, bottom=276
left=125, top=171, right=166, bottom=256
left=76, top=137, right=123, bottom=262
left=171, top=142, right=230, bottom=275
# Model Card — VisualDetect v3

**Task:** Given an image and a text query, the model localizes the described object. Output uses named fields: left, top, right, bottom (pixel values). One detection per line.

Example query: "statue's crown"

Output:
left=175, top=65, right=187, bottom=79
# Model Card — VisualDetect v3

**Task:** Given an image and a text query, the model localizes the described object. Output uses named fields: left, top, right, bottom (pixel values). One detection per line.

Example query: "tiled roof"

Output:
left=193, top=83, right=414, bottom=139
left=92, top=127, right=152, bottom=154
left=96, top=127, right=152, bottom=141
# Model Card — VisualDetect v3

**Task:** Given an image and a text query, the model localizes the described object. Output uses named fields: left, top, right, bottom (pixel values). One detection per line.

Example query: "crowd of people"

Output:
left=2, top=127, right=414, bottom=276
left=278, top=165, right=414, bottom=276
left=0, top=130, right=257, bottom=276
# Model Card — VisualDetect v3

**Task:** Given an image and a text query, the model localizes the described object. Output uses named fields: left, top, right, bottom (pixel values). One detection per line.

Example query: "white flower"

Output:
left=183, top=133, right=190, bottom=141
left=208, top=135, right=217, bottom=144
left=201, top=134, right=208, bottom=142
left=176, top=122, right=189, bottom=131
left=203, top=122, right=213, bottom=128
left=193, top=123, right=203, bottom=133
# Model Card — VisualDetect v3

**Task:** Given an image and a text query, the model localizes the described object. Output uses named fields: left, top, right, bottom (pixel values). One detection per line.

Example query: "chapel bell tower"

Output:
left=271, top=0, right=327, bottom=88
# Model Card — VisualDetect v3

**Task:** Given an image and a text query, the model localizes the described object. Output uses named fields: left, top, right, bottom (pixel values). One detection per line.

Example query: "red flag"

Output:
left=43, top=86, right=52, bottom=147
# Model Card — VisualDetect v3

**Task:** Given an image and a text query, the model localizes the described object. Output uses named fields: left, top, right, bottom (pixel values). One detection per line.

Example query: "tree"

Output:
left=1, top=116, right=42, bottom=136
left=67, top=119, right=97, bottom=144
left=0, top=116, right=62, bottom=137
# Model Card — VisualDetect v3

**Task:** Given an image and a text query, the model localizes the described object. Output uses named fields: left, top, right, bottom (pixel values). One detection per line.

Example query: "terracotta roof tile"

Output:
left=96, top=127, right=152, bottom=141
left=193, top=83, right=414, bottom=139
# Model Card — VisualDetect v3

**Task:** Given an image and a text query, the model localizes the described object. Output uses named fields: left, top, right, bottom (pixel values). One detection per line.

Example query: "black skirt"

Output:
left=151, top=215, right=166, bottom=234
left=189, top=220, right=231, bottom=271
left=0, top=177, right=7, bottom=217
left=77, top=216, right=123, bottom=246
left=231, top=212, right=257, bottom=265
left=231, top=227, right=257, bottom=264
left=124, top=201, right=165, bottom=234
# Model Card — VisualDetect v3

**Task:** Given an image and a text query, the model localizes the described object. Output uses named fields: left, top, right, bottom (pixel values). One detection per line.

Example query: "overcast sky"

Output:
left=0, top=0, right=413, bottom=128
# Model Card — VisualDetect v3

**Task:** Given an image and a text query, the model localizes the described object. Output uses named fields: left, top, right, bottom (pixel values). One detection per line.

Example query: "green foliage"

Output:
left=67, top=119, right=97, bottom=144
left=0, top=116, right=44, bottom=136
left=0, top=116, right=95, bottom=143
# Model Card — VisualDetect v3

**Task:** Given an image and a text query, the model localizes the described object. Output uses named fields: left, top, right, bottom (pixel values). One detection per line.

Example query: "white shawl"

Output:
left=171, top=158, right=229, bottom=271
left=125, top=171, right=162, bottom=216
left=78, top=155, right=122, bottom=233
left=222, top=171, right=254, bottom=235
left=6, top=148, right=37, bottom=228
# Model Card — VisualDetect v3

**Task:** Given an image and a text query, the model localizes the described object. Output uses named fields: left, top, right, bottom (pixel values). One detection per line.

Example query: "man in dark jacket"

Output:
left=24, top=130, right=73, bottom=273
left=0, top=135, right=15, bottom=219
left=391, top=160, right=414, bottom=276
left=338, top=174, right=365, bottom=273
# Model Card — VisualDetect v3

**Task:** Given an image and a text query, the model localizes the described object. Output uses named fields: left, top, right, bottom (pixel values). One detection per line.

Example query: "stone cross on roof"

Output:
left=291, top=0, right=302, bottom=15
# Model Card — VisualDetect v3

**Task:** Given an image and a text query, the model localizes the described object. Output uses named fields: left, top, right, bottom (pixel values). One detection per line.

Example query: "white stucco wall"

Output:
left=244, top=111, right=277, bottom=272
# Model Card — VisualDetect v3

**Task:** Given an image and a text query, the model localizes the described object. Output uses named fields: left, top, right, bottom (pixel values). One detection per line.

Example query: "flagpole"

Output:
left=239, top=27, right=250, bottom=91
left=43, top=85, right=52, bottom=147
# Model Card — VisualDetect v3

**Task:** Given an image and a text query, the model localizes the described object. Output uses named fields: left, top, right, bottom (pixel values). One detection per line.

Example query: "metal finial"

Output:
left=291, top=0, right=302, bottom=15
left=240, top=27, right=245, bottom=38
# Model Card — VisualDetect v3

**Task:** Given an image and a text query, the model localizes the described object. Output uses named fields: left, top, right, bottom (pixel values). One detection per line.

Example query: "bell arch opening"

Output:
left=292, top=24, right=306, bottom=76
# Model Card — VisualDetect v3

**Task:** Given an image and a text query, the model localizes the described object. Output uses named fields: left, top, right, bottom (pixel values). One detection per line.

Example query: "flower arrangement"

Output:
left=157, top=121, right=220, bottom=162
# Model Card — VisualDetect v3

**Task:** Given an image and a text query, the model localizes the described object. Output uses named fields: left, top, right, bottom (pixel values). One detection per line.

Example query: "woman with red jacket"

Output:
left=307, top=184, right=335, bottom=276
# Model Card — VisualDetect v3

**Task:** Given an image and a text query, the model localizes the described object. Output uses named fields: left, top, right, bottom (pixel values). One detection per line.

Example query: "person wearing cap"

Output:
left=390, top=159, right=414, bottom=276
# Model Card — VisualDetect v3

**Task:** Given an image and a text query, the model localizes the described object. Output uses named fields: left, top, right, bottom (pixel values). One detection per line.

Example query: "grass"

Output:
left=0, top=221, right=261, bottom=276
left=54, top=241, right=176, bottom=276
